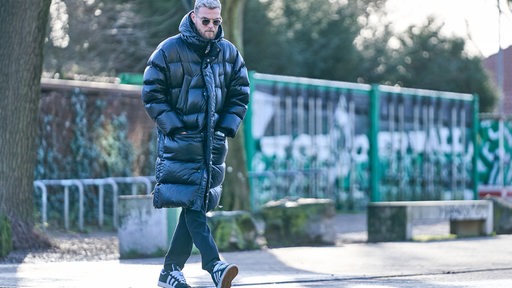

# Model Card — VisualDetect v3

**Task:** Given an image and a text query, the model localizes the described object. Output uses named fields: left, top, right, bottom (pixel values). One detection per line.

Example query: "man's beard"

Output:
left=201, top=30, right=215, bottom=40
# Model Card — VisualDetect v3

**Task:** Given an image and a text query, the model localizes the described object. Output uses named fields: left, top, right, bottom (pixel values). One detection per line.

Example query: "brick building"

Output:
left=483, top=45, right=512, bottom=114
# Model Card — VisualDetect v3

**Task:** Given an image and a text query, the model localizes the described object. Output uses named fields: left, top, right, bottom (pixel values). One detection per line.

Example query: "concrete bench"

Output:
left=260, top=198, right=336, bottom=247
left=367, top=200, right=493, bottom=242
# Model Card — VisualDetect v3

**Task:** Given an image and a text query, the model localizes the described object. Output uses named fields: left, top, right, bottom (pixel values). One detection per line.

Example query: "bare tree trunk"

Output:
left=220, top=0, right=251, bottom=211
left=222, top=0, right=246, bottom=55
left=0, top=0, right=52, bottom=248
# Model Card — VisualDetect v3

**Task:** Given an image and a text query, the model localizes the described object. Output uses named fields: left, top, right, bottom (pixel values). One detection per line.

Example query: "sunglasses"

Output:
left=201, top=17, right=222, bottom=26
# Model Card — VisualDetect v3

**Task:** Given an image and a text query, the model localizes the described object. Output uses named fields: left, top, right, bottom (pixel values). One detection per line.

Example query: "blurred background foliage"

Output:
left=43, top=0, right=498, bottom=112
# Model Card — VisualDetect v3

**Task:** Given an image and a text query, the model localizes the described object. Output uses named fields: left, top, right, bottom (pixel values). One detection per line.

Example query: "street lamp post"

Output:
left=497, top=0, right=505, bottom=192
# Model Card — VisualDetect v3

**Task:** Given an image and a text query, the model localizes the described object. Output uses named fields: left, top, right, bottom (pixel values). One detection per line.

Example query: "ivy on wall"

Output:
left=34, top=87, right=155, bottom=229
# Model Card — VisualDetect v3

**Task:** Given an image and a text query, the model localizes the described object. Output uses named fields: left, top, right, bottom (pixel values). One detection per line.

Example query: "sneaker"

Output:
left=211, top=261, right=238, bottom=288
left=158, top=265, right=191, bottom=288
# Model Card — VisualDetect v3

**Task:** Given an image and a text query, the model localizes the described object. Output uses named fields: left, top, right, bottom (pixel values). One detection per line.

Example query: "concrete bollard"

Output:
left=118, top=195, right=177, bottom=258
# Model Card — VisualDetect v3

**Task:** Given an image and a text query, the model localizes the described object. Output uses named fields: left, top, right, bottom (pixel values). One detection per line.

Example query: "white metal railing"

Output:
left=79, top=178, right=119, bottom=228
left=33, top=176, right=155, bottom=231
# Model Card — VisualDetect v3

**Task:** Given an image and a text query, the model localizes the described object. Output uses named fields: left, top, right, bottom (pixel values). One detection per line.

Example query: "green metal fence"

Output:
left=478, top=114, right=512, bottom=198
left=245, top=72, right=479, bottom=210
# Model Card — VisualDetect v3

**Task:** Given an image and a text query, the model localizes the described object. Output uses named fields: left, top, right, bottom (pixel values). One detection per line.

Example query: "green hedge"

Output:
left=0, top=214, right=12, bottom=258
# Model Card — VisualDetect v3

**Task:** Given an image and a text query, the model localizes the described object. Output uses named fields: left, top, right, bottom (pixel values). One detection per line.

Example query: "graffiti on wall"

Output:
left=246, top=74, right=477, bottom=210
left=478, top=118, right=512, bottom=186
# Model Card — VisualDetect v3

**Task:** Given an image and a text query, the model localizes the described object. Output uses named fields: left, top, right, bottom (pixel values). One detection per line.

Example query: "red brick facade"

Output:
left=483, top=45, right=512, bottom=114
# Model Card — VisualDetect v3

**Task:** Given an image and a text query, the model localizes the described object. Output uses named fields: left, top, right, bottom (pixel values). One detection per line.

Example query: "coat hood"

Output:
left=179, top=11, right=224, bottom=48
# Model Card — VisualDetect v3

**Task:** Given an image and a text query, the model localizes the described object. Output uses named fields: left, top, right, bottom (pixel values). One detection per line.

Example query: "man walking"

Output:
left=141, top=0, right=250, bottom=287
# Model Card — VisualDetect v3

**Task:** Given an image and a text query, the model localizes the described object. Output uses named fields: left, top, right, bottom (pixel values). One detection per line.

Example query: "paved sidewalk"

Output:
left=1, top=214, right=512, bottom=287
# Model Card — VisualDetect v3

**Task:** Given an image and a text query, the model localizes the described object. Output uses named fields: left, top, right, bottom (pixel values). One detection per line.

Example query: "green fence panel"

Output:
left=375, top=86, right=477, bottom=202
left=478, top=114, right=512, bottom=195
left=245, top=73, right=372, bottom=211
left=245, top=73, right=478, bottom=211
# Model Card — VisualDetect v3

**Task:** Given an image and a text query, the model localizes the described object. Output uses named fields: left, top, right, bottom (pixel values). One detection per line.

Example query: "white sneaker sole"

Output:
left=158, top=280, right=190, bottom=288
left=217, top=264, right=238, bottom=288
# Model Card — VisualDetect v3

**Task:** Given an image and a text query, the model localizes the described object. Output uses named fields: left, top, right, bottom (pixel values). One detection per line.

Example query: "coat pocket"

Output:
left=163, top=132, right=204, bottom=162
left=152, top=183, right=200, bottom=209
left=206, top=186, right=222, bottom=212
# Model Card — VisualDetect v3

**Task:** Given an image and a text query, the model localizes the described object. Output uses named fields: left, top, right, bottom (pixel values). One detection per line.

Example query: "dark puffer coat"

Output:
left=141, top=12, right=250, bottom=211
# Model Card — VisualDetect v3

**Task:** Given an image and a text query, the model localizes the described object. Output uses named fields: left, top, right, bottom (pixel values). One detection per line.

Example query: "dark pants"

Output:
left=164, top=207, right=220, bottom=274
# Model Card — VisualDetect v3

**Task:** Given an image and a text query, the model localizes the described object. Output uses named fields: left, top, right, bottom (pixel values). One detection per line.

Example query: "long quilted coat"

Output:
left=141, top=12, right=250, bottom=211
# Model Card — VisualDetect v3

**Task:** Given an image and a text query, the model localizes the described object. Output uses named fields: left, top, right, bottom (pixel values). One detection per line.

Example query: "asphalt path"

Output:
left=1, top=235, right=511, bottom=287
